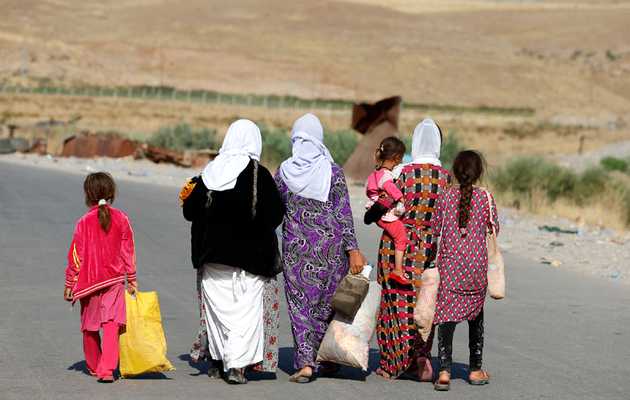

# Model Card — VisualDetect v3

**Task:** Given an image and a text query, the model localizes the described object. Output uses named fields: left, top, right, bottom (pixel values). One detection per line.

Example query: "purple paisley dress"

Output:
left=274, top=163, right=359, bottom=370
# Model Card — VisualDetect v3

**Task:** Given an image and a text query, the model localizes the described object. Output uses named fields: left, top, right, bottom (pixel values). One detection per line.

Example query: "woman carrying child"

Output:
left=375, top=119, right=451, bottom=381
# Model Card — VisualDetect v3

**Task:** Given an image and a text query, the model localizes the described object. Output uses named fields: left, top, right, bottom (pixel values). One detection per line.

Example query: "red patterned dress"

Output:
left=376, top=163, right=451, bottom=378
left=432, top=186, right=500, bottom=324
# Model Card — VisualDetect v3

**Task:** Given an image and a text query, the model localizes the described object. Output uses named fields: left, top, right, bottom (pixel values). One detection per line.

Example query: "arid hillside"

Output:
left=1, top=0, right=629, bottom=118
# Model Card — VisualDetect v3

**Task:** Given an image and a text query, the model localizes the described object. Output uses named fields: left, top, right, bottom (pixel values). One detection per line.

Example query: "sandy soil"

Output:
left=2, top=152, right=628, bottom=285
left=1, top=0, right=629, bottom=117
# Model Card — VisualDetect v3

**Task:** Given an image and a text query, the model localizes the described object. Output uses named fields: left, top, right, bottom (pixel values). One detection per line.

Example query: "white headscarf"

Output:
left=201, top=119, right=262, bottom=192
left=279, top=113, right=334, bottom=202
left=411, top=118, right=442, bottom=166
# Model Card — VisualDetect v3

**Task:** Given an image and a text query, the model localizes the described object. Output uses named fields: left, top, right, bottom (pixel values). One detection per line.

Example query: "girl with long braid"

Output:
left=431, top=150, right=500, bottom=391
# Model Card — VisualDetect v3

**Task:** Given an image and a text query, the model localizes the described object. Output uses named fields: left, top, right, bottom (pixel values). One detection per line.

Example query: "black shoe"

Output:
left=226, top=368, right=248, bottom=384
left=207, top=360, right=224, bottom=379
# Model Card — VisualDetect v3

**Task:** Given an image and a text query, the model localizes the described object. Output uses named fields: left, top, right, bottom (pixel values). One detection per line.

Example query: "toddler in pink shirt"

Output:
left=365, top=137, right=409, bottom=285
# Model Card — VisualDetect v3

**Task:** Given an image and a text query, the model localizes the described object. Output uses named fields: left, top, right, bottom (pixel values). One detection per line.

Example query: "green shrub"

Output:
left=260, top=126, right=291, bottom=168
left=492, top=157, right=583, bottom=201
left=325, top=130, right=359, bottom=165
left=441, top=133, right=463, bottom=170
left=600, top=157, right=628, bottom=173
left=572, top=167, right=607, bottom=205
left=491, top=157, right=630, bottom=221
left=148, top=123, right=218, bottom=151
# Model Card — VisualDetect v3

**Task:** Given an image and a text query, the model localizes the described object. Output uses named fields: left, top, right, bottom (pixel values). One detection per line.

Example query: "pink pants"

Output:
left=378, top=219, right=408, bottom=251
left=83, top=321, right=120, bottom=379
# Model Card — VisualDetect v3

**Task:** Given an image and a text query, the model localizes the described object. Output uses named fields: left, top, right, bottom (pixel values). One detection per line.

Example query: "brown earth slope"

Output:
left=1, top=0, right=629, bottom=118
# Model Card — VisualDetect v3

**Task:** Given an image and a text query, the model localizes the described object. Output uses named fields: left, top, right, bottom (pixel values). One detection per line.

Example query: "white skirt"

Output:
left=201, top=263, right=265, bottom=371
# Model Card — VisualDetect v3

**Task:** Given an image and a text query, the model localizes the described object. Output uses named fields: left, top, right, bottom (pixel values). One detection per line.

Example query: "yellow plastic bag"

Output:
left=119, top=291, right=175, bottom=377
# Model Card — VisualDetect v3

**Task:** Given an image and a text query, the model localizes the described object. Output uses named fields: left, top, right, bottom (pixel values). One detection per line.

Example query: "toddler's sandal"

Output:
left=388, top=273, right=411, bottom=286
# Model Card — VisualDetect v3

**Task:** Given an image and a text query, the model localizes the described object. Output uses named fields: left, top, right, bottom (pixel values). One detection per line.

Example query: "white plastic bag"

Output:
left=316, top=282, right=381, bottom=371
left=484, top=190, right=505, bottom=300
left=413, top=267, right=440, bottom=341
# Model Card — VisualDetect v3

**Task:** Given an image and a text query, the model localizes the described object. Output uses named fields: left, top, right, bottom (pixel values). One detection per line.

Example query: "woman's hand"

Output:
left=348, top=249, right=367, bottom=275
left=63, top=287, right=73, bottom=302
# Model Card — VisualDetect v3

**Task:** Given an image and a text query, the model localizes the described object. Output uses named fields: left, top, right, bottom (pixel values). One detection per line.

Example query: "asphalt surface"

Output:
left=1, top=159, right=629, bottom=400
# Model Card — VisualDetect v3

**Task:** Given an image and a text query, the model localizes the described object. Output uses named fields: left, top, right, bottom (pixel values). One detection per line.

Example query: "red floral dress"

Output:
left=432, top=186, right=499, bottom=324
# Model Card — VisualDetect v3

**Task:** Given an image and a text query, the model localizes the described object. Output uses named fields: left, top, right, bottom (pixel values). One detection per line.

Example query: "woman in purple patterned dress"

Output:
left=275, top=113, right=367, bottom=383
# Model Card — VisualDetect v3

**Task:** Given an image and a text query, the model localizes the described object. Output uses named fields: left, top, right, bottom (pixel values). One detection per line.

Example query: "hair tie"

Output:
left=98, top=199, right=107, bottom=206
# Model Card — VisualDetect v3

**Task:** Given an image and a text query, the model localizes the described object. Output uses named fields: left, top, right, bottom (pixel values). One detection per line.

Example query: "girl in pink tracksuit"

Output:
left=365, top=137, right=409, bottom=284
left=63, top=172, right=137, bottom=382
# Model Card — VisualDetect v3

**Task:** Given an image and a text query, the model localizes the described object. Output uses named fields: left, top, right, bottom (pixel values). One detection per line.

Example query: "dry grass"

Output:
left=494, top=187, right=629, bottom=232
left=491, top=158, right=630, bottom=231
left=1, top=0, right=629, bottom=117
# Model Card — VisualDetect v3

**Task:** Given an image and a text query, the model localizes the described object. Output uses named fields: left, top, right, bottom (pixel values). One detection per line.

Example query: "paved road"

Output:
left=1, top=159, right=629, bottom=400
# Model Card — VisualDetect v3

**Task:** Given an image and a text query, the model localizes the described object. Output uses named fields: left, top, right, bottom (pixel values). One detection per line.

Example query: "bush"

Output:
left=148, top=123, right=218, bottom=151
left=491, top=157, right=630, bottom=226
left=260, top=126, right=292, bottom=168
left=325, top=130, right=359, bottom=165
left=441, top=133, right=463, bottom=170
left=600, top=157, right=628, bottom=173
left=573, top=167, right=608, bottom=205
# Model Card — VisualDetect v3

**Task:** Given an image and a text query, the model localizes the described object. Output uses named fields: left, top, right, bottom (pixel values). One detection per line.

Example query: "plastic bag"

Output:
left=331, top=273, right=369, bottom=320
left=487, top=229, right=505, bottom=299
left=484, top=190, right=505, bottom=300
left=316, top=282, right=381, bottom=371
left=413, top=267, right=440, bottom=341
left=119, top=291, right=175, bottom=377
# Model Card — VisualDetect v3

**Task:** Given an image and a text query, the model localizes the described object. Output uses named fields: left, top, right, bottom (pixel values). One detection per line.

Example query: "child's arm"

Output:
left=121, top=216, right=137, bottom=293
left=382, top=179, right=404, bottom=202
left=64, top=223, right=82, bottom=301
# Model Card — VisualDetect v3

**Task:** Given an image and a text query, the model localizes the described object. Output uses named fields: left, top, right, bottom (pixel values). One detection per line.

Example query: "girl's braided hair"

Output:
left=452, top=150, right=485, bottom=235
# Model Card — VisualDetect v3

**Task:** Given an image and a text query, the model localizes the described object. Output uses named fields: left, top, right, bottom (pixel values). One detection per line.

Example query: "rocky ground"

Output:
left=3, top=152, right=628, bottom=284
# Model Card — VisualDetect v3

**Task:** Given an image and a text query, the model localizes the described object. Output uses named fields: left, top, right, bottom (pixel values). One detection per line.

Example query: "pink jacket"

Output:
left=65, top=206, right=136, bottom=302
left=365, top=168, right=404, bottom=222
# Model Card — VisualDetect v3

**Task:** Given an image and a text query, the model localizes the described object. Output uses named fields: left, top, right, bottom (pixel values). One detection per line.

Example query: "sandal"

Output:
left=207, top=359, right=224, bottom=379
left=434, top=371, right=450, bottom=391
left=375, top=368, right=392, bottom=380
left=289, top=372, right=314, bottom=384
left=226, top=368, right=248, bottom=385
left=469, top=370, right=490, bottom=385
left=387, top=273, right=412, bottom=286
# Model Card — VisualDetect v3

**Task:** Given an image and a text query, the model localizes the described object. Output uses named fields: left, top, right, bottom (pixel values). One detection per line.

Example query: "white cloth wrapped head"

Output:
left=411, top=118, right=442, bottom=166
left=279, top=113, right=334, bottom=202
left=201, top=119, right=262, bottom=192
